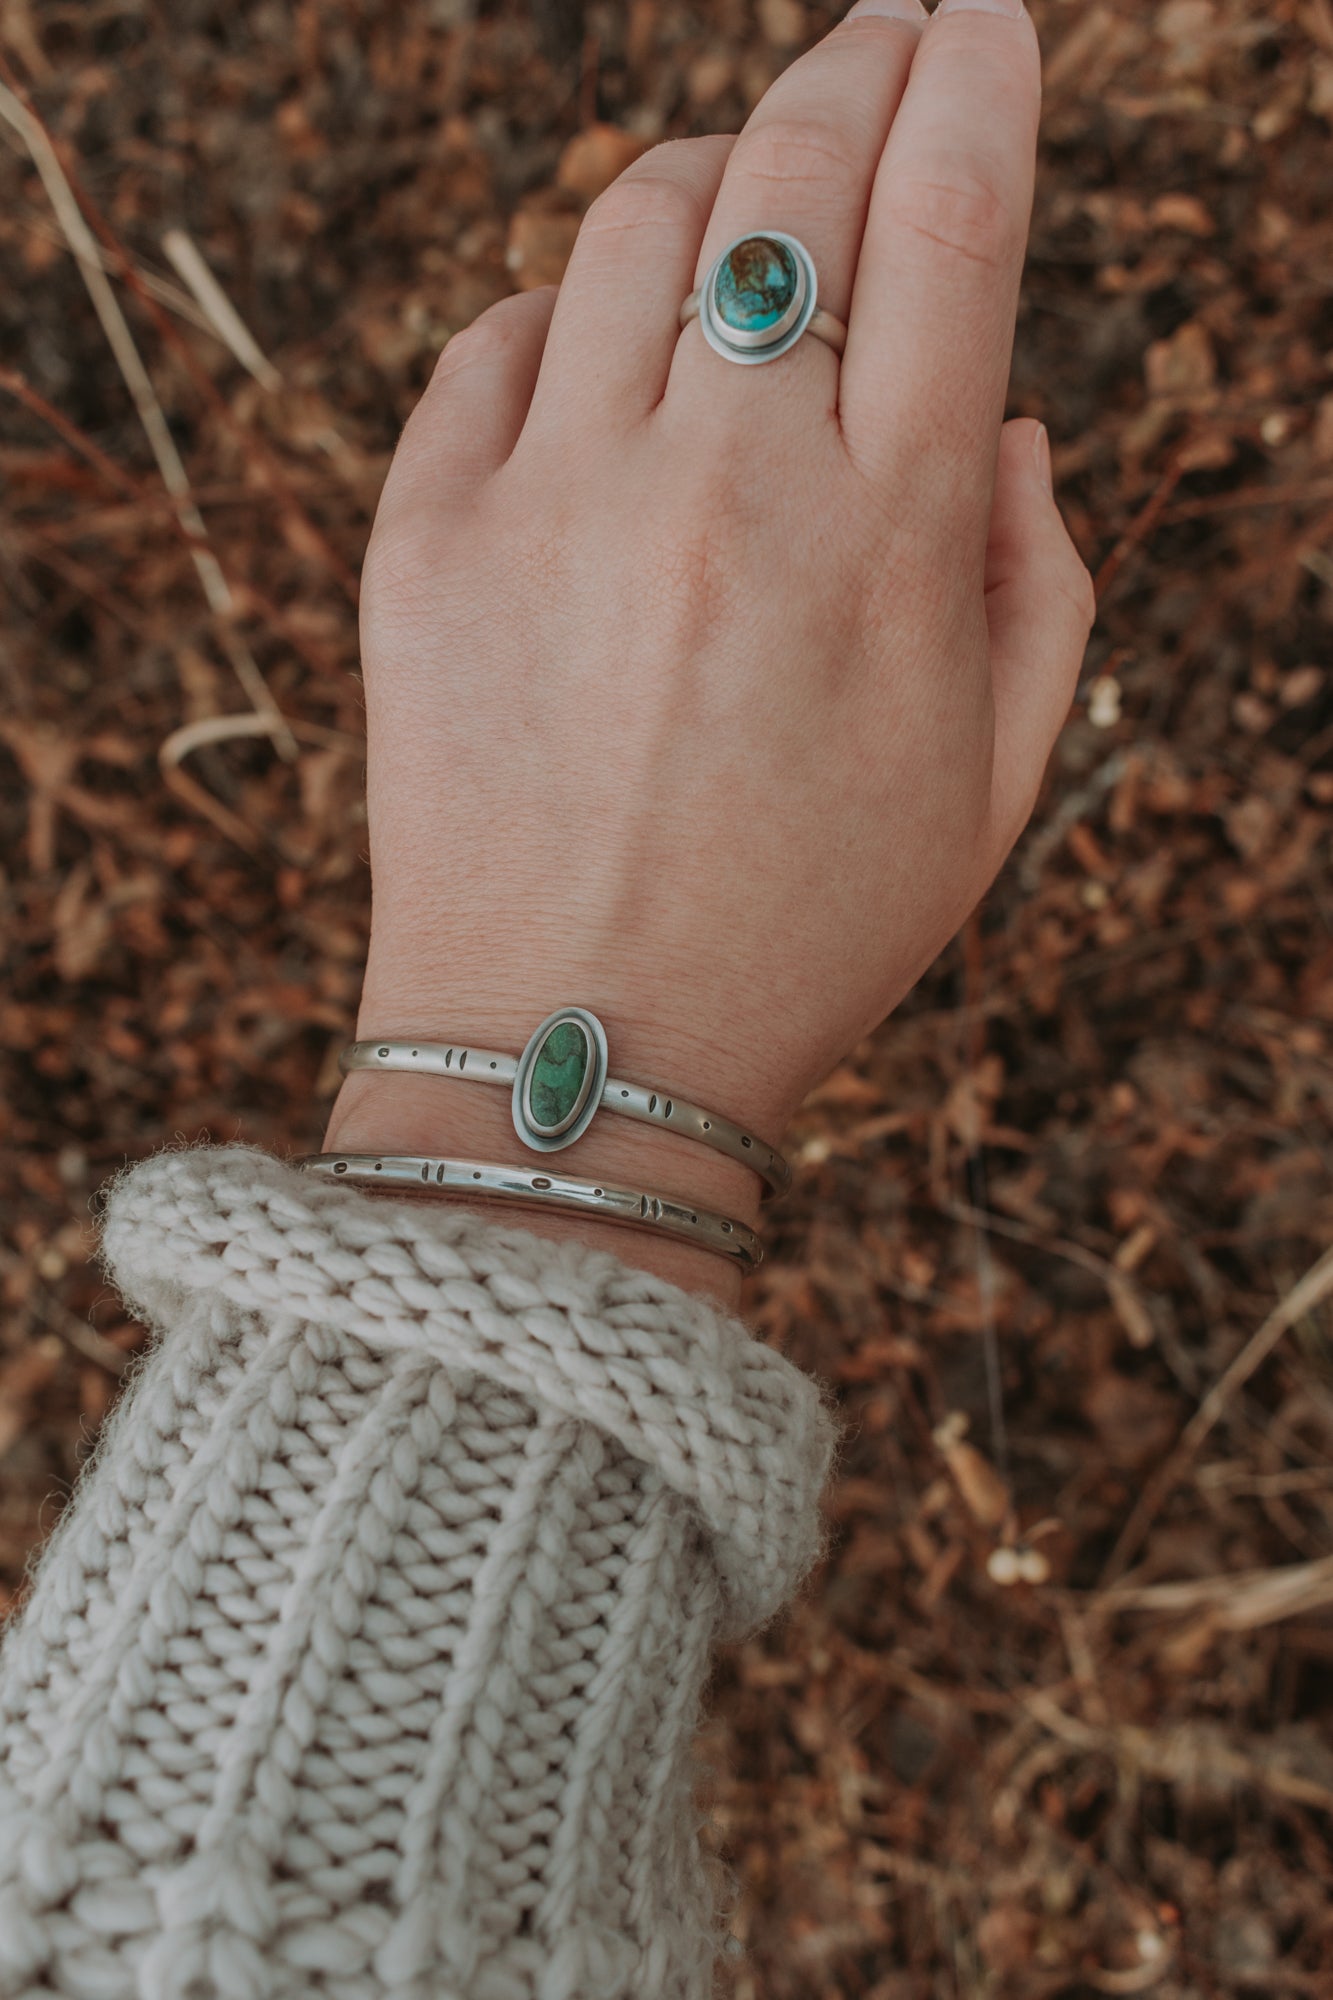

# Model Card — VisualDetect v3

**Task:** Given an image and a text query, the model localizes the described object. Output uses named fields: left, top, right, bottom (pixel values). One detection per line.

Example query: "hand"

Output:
left=325, top=0, right=1096, bottom=1311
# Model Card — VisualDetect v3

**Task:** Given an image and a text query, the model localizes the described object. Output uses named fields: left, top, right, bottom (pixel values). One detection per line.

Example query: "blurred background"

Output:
left=2, top=1, right=1332, bottom=1993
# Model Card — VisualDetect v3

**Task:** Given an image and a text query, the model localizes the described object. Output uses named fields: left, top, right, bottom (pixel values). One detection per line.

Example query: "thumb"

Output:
left=984, top=418, right=1097, bottom=848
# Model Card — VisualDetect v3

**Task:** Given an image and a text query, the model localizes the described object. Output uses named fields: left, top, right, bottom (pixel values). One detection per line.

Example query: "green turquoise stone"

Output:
left=714, top=237, right=799, bottom=334
left=529, top=1021, right=589, bottom=1130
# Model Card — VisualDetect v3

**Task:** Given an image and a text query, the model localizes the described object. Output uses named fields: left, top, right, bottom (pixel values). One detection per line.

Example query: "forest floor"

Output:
left=2, top=1, right=1332, bottom=1994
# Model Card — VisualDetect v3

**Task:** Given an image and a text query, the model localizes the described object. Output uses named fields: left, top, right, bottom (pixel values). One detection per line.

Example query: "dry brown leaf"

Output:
left=556, top=125, right=650, bottom=202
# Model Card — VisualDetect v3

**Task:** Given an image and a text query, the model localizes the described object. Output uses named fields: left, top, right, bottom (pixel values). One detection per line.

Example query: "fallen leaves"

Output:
left=2, top=1, right=1332, bottom=1994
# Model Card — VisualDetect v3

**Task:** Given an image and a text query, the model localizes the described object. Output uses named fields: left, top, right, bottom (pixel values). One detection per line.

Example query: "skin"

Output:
left=325, top=0, right=1097, bottom=1315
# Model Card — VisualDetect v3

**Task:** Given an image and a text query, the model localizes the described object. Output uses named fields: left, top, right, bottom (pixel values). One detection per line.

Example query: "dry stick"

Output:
left=56, top=150, right=362, bottom=606
left=17, top=211, right=218, bottom=335
left=0, top=76, right=298, bottom=762
left=0, top=365, right=141, bottom=499
left=1092, top=445, right=1189, bottom=604
left=12, top=528, right=157, bottom=640
left=3, top=378, right=354, bottom=689
left=1098, top=1242, right=1333, bottom=1590
left=159, top=712, right=364, bottom=854
left=935, top=1194, right=1154, bottom=1329
left=1, top=365, right=250, bottom=568
left=161, top=228, right=283, bottom=392
left=1160, top=474, right=1333, bottom=523
left=108, top=240, right=362, bottom=608
left=1100, top=1553, right=1333, bottom=1631
left=1022, top=1688, right=1333, bottom=1817
left=960, top=911, right=1008, bottom=1477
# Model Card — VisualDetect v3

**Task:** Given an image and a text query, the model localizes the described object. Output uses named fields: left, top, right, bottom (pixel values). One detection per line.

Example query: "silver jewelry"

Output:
left=298, top=1152, right=764, bottom=1271
left=680, top=231, right=847, bottom=367
left=340, top=1007, right=791, bottom=1200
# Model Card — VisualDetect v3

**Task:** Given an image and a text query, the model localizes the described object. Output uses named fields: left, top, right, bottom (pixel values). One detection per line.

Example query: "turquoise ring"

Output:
left=680, top=231, right=847, bottom=367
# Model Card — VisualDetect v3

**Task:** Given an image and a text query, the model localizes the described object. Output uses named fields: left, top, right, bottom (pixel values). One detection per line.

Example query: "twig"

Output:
left=159, top=711, right=364, bottom=855
left=960, top=913, right=1008, bottom=1475
left=1023, top=1690, right=1333, bottom=1816
left=1099, top=1243, right=1333, bottom=1587
left=0, top=76, right=298, bottom=758
left=1093, top=447, right=1189, bottom=603
left=934, top=1194, right=1155, bottom=1332
left=37, top=1293, right=129, bottom=1378
left=1098, top=1555, right=1333, bottom=1631
left=0, top=364, right=141, bottom=498
left=16, top=212, right=217, bottom=334
left=161, top=228, right=283, bottom=391
left=1159, top=474, right=1333, bottom=523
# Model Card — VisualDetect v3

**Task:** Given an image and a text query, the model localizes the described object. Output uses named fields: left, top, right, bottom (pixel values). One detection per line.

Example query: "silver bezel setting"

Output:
left=699, top=231, right=820, bottom=367
left=512, top=1006, right=609, bottom=1154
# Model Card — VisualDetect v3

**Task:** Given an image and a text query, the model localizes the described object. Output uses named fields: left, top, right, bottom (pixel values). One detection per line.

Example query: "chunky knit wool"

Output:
left=0, top=1147, right=835, bottom=2000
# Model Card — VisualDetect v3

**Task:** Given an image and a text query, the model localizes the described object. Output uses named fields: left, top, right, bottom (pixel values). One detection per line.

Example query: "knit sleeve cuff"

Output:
left=100, top=1145, right=837, bottom=1639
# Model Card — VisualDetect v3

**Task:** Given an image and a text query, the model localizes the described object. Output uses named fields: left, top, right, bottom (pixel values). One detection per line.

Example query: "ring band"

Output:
left=681, top=231, right=846, bottom=366
left=340, top=1012, right=792, bottom=1200
left=298, top=1153, right=764, bottom=1271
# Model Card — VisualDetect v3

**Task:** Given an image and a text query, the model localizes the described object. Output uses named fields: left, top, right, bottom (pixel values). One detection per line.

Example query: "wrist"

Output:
left=322, top=1011, right=780, bottom=1312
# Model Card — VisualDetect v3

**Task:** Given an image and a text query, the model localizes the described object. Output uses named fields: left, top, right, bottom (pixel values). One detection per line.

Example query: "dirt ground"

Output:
left=2, top=1, right=1332, bottom=1994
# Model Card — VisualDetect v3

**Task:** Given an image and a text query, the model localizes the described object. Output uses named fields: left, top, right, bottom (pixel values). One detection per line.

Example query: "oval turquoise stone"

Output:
left=528, top=1021, right=589, bottom=1131
left=714, top=236, right=799, bottom=334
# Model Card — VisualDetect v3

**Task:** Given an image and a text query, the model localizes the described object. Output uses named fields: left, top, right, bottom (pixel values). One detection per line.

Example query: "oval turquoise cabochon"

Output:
left=714, top=236, right=800, bottom=335
left=528, top=1020, right=590, bottom=1131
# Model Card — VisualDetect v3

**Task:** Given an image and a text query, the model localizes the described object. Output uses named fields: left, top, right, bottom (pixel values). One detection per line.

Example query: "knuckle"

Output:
left=360, top=519, right=443, bottom=638
left=427, top=298, right=534, bottom=387
left=889, top=166, right=1017, bottom=272
left=730, top=116, right=860, bottom=196
left=580, top=169, right=704, bottom=245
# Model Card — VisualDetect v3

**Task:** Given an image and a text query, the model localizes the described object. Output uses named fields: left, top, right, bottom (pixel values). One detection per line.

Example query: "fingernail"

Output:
left=933, top=0, right=1026, bottom=16
left=1033, top=422, right=1052, bottom=495
left=846, top=0, right=928, bottom=20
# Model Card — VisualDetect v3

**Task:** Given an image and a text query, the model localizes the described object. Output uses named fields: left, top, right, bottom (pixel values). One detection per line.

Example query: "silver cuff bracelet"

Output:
left=297, top=1152, right=764, bottom=1271
left=339, top=1006, right=791, bottom=1200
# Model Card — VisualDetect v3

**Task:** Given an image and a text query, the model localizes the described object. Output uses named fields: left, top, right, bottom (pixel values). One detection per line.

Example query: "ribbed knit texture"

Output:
left=0, top=1146, right=835, bottom=2000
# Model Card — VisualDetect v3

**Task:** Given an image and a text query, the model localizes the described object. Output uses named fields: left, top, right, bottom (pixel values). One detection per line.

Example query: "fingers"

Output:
left=842, top=2, right=1041, bottom=538
left=985, top=419, right=1097, bottom=845
left=377, top=287, right=559, bottom=523
left=668, top=5, right=924, bottom=407
left=520, top=138, right=734, bottom=435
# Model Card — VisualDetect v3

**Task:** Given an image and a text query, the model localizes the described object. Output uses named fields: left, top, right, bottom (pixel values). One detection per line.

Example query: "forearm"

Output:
left=0, top=1147, right=832, bottom=1999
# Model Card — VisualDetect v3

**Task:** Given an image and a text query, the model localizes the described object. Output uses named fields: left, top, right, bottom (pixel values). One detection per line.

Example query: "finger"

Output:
left=668, top=1, right=926, bottom=407
left=379, top=287, right=559, bottom=521
left=986, top=419, right=1097, bottom=846
left=842, top=0, right=1042, bottom=536
left=521, top=138, right=733, bottom=436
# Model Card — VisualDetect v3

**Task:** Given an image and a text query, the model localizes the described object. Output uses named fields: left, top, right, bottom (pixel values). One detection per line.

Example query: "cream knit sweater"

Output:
left=0, top=1147, right=835, bottom=2000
